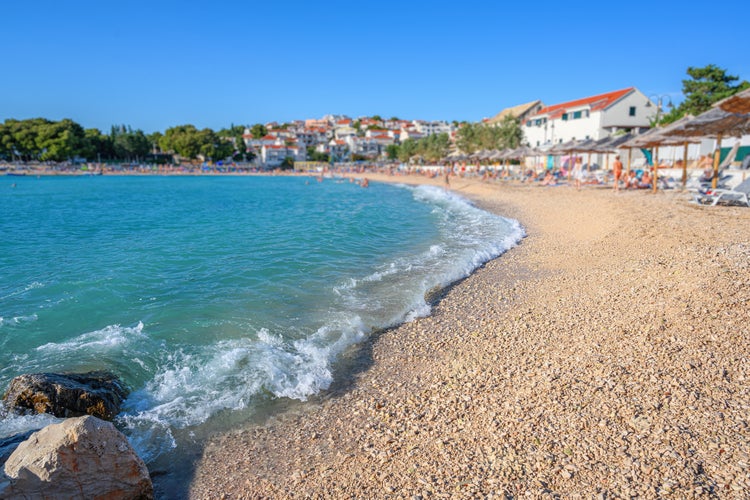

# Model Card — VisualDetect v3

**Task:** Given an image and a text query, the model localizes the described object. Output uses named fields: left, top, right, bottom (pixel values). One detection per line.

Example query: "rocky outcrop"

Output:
left=1, top=415, right=153, bottom=499
left=2, top=371, right=128, bottom=420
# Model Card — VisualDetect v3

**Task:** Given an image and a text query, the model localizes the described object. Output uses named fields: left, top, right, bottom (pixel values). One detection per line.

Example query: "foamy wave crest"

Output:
left=410, top=184, right=525, bottom=286
left=0, top=400, right=62, bottom=439
left=262, top=316, right=366, bottom=400
left=0, top=281, right=44, bottom=301
left=36, top=322, right=146, bottom=353
left=0, top=314, right=38, bottom=329
left=118, top=316, right=367, bottom=442
left=332, top=184, right=524, bottom=328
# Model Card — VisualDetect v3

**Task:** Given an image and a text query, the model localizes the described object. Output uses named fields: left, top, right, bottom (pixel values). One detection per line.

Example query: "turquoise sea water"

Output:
left=0, top=175, right=523, bottom=482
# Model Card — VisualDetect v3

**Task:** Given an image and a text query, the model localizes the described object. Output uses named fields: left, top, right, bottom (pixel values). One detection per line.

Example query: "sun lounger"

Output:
left=698, top=177, right=750, bottom=207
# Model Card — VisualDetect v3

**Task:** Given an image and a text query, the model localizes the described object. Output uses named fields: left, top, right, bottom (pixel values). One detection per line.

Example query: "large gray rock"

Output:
left=1, top=415, right=153, bottom=499
left=2, top=371, right=128, bottom=420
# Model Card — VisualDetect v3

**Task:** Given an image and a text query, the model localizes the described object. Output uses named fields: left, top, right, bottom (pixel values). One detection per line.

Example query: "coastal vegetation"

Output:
left=0, top=119, right=248, bottom=163
left=386, top=115, right=524, bottom=163
left=659, top=64, right=750, bottom=125
left=396, top=133, right=451, bottom=163
left=455, top=115, right=524, bottom=153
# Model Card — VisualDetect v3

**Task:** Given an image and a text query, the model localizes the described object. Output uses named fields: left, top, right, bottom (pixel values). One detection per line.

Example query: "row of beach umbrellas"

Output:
left=444, top=88, right=750, bottom=190
left=620, top=88, right=750, bottom=191
left=446, top=133, right=635, bottom=164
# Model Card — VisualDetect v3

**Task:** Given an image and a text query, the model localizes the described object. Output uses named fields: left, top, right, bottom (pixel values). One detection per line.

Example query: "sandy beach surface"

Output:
left=189, top=174, right=750, bottom=498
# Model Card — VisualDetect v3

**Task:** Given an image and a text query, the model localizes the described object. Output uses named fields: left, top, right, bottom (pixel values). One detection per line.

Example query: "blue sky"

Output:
left=3, top=0, right=748, bottom=133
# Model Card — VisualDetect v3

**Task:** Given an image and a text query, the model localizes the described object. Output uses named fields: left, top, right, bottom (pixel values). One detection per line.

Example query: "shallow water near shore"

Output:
left=0, top=174, right=522, bottom=492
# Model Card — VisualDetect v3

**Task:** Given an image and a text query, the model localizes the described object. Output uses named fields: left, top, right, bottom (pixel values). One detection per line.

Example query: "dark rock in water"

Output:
left=1, top=415, right=153, bottom=499
left=2, top=371, right=129, bottom=421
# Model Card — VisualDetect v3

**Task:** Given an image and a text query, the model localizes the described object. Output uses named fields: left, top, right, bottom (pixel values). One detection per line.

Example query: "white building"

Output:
left=261, top=144, right=306, bottom=167
left=346, top=136, right=381, bottom=158
left=523, top=87, right=655, bottom=147
left=400, top=129, right=425, bottom=142
left=327, top=139, right=350, bottom=161
left=412, top=120, right=452, bottom=136
left=334, top=126, right=357, bottom=140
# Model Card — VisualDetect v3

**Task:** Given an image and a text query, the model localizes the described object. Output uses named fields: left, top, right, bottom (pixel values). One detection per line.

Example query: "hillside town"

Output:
left=243, top=87, right=657, bottom=167
left=240, top=86, right=748, bottom=172
left=242, top=115, right=454, bottom=166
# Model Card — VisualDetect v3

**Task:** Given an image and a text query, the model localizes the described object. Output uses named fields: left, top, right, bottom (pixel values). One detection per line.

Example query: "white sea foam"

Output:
left=0, top=401, right=62, bottom=439
left=35, top=321, right=145, bottom=353
left=330, top=185, right=524, bottom=330
left=0, top=314, right=38, bottom=328
left=0, top=281, right=44, bottom=301
left=116, top=314, right=369, bottom=460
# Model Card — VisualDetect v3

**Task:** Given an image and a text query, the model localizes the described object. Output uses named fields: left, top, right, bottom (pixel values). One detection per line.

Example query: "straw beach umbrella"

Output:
left=622, top=117, right=701, bottom=189
left=715, top=88, right=750, bottom=114
left=662, top=106, right=750, bottom=188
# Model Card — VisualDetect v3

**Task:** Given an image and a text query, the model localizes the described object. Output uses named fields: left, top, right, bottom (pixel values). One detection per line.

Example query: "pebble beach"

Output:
left=189, top=175, right=750, bottom=498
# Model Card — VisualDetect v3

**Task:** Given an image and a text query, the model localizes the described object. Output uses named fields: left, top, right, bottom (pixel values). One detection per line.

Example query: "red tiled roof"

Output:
left=532, top=88, right=634, bottom=117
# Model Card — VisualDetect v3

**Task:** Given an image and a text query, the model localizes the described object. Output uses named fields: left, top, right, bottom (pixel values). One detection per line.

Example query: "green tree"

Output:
left=110, top=125, right=151, bottom=161
left=661, top=64, right=750, bottom=124
left=160, top=125, right=200, bottom=158
left=217, top=124, right=249, bottom=161
left=455, top=118, right=523, bottom=153
left=397, top=139, right=417, bottom=162
left=160, top=125, right=233, bottom=161
left=279, top=156, right=295, bottom=170
left=495, top=115, right=524, bottom=150
left=0, top=118, right=89, bottom=161
left=385, top=144, right=399, bottom=160
left=396, top=133, right=451, bottom=163
left=147, top=131, right=163, bottom=152
left=307, top=146, right=329, bottom=162
left=249, top=123, right=268, bottom=139
left=82, top=128, right=112, bottom=161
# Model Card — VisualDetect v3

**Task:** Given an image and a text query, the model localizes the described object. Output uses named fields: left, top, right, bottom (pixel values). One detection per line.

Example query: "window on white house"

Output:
left=573, top=111, right=582, bottom=119
left=629, top=106, right=636, bottom=116
left=562, top=113, right=568, bottom=121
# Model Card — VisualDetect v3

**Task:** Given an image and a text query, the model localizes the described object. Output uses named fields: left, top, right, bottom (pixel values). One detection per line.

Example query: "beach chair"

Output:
left=699, top=177, right=750, bottom=207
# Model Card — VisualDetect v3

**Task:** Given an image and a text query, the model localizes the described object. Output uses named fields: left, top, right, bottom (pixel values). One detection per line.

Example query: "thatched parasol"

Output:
left=621, top=119, right=701, bottom=188
left=662, top=106, right=750, bottom=188
left=715, top=88, right=750, bottom=114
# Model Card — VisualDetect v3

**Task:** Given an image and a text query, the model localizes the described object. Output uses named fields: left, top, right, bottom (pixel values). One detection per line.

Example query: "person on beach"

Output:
left=613, top=155, right=623, bottom=192
left=638, top=170, right=653, bottom=189
left=571, top=157, right=583, bottom=190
